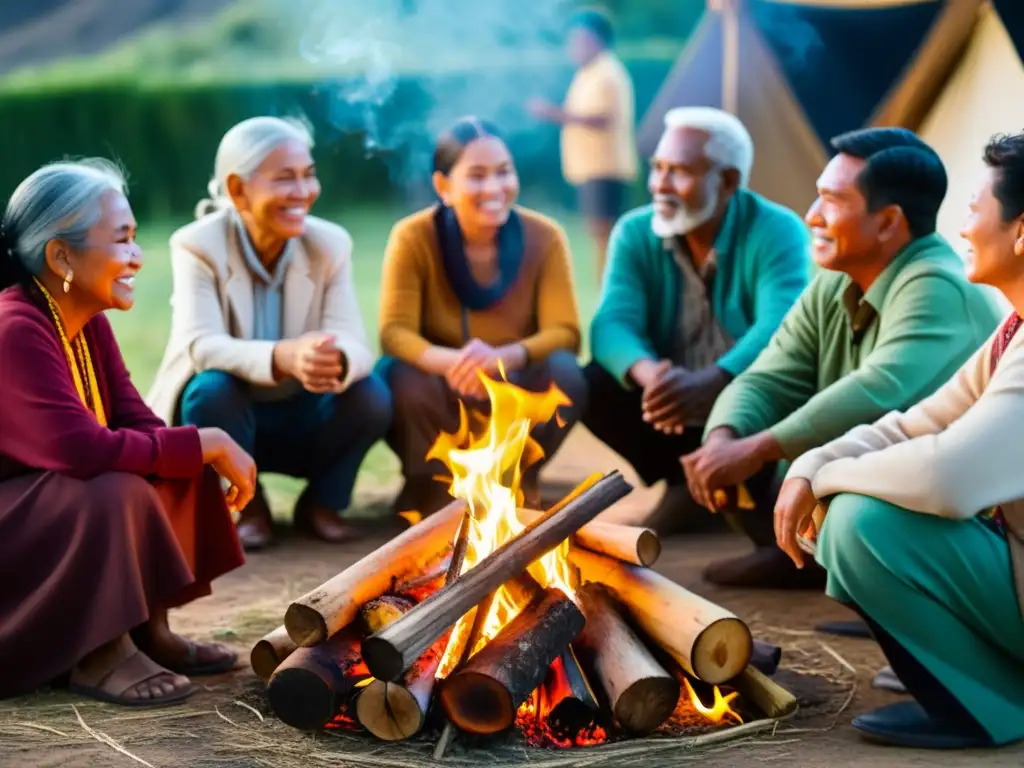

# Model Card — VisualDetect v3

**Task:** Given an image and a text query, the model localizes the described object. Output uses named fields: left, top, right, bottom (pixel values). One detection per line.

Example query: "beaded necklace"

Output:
left=31, top=277, right=108, bottom=427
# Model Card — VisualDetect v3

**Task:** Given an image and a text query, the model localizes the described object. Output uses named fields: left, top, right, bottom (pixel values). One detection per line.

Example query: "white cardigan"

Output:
left=146, top=209, right=375, bottom=426
left=787, top=317, right=1024, bottom=617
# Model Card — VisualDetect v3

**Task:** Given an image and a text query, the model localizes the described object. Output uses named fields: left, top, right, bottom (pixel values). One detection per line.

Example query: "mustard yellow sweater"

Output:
left=378, top=206, right=581, bottom=364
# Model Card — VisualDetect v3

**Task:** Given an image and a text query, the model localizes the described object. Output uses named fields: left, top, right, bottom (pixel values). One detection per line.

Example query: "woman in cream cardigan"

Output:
left=148, top=117, right=392, bottom=550
left=774, top=132, right=1024, bottom=749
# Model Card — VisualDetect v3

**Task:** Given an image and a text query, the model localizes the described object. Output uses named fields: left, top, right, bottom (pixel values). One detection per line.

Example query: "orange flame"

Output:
left=683, top=679, right=743, bottom=725
left=431, top=364, right=572, bottom=676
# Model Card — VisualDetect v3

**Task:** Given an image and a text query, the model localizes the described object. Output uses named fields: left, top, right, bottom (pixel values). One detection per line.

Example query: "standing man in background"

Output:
left=528, top=8, right=637, bottom=279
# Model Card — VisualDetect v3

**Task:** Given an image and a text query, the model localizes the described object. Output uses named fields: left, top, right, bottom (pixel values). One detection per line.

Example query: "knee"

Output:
left=818, top=493, right=893, bottom=574
left=342, top=373, right=393, bottom=436
left=384, top=360, right=439, bottom=417
left=543, top=351, right=588, bottom=417
left=179, top=371, right=247, bottom=426
left=87, top=472, right=162, bottom=523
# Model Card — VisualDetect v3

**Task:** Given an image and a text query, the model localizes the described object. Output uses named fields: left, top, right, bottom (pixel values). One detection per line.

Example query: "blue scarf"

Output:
left=434, top=205, right=524, bottom=312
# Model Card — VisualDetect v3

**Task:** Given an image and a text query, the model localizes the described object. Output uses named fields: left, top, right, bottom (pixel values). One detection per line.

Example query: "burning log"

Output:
left=250, top=625, right=297, bottom=684
left=267, top=626, right=370, bottom=731
left=517, top=509, right=660, bottom=567
left=360, top=596, right=415, bottom=635
left=361, top=472, right=632, bottom=682
left=574, top=582, right=679, bottom=734
left=285, top=499, right=466, bottom=647
left=570, top=548, right=752, bottom=685
left=438, top=587, right=585, bottom=735
left=355, top=631, right=450, bottom=740
left=541, top=647, right=599, bottom=736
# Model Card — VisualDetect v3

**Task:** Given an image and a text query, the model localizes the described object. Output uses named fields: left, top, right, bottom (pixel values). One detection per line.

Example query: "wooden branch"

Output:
left=518, top=508, right=660, bottom=567
left=250, top=625, right=297, bottom=684
left=438, top=587, right=585, bottom=735
left=360, top=596, right=415, bottom=635
left=285, top=499, right=466, bottom=647
left=570, top=547, right=752, bottom=685
left=574, top=582, right=679, bottom=734
left=267, top=626, right=370, bottom=730
left=731, top=665, right=798, bottom=720
left=542, top=646, right=599, bottom=736
left=361, top=472, right=632, bottom=681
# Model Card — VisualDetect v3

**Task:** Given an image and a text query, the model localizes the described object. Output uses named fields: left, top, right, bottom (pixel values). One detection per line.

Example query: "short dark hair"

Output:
left=982, top=132, right=1024, bottom=223
left=433, top=116, right=504, bottom=175
left=568, top=8, right=614, bottom=47
left=829, top=127, right=947, bottom=239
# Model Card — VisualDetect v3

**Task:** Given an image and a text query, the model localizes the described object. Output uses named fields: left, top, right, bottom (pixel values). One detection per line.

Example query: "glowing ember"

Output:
left=682, top=679, right=744, bottom=725
left=431, top=365, right=572, bottom=676
left=516, top=689, right=608, bottom=748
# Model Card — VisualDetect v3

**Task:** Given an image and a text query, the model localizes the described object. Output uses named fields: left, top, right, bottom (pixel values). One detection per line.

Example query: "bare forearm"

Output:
left=417, top=345, right=462, bottom=377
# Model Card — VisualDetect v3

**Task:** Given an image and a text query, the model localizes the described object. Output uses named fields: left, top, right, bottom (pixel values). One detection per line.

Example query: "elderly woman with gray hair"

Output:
left=0, top=160, right=254, bottom=705
left=148, top=116, right=392, bottom=550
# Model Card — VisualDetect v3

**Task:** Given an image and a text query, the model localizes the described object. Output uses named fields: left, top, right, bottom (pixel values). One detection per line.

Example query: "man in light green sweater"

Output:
left=682, top=127, right=1002, bottom=590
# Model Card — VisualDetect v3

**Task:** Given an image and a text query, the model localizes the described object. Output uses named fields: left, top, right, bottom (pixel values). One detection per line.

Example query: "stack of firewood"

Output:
left=251, top=472, right=789, bottom=745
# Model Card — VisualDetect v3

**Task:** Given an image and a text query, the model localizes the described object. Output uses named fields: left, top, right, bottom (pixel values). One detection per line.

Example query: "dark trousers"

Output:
left=383, top=350, right=588, bottom=510
left=582, top=362, right=780, bottom=539
left=851, top=603, right=988, bottom=736
left=178, top=370, right=392, bottom=512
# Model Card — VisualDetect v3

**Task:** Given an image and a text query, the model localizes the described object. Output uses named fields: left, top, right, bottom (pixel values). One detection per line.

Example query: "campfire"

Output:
left=251, top=369, right=791, bottom=752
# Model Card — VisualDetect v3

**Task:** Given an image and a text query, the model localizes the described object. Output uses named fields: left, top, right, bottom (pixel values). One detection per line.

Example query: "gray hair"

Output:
left=196, top=116, right=314, bottom=220
left=1, top=158, right=127, bottom=285
left=663, top=107, right=754, bottom=187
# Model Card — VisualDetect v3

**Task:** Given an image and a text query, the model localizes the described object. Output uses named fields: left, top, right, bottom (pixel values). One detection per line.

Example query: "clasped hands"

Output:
left=273, top=331, right=348, bottom=394
left=632, top=359, right=730, bottom=435
left=444, top=339, right=526, bottom=400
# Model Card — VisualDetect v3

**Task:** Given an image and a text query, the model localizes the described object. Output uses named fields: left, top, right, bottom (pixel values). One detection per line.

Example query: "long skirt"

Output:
left=818, top=493, right=1024, bottom=745
left=0, top=468, right=244, bottom=698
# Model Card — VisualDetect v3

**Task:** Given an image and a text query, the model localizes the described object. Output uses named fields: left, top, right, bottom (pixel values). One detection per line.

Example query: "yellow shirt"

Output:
left=560, top=51, right=638, bottom=185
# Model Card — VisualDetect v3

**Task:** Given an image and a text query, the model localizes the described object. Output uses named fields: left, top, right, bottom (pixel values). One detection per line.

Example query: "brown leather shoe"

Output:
left=703, top=546, right=828, bottom=590
left=293, top=490, right=361, bottom=544
left=237, top=489, right=273, bottom=551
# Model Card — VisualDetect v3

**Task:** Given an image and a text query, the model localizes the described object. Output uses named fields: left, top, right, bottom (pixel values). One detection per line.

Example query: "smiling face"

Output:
left=47, top=189, right=142, bottom=312
left=805, top=153, right=891, bottom=271
left=229, top=138, right=320, bottom=241
left=648, top=126, right=732, bottom=237
left=961, top=166, right=1024, bottom=287
left=432, top=135, right=520, bottom=234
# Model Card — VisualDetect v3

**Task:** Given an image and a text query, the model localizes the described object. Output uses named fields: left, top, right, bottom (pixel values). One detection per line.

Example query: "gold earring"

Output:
left=63, top=269, right=73, bottom=293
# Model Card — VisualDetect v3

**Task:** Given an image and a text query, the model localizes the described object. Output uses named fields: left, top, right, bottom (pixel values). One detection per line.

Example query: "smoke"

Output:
left=747, top=2, right=823, bottom=71
left=289, top=0, right=578, bottom=190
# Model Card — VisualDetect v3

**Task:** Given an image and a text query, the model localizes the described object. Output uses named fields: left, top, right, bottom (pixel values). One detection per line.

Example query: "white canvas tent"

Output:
left=874, top=1, right=1024, bottom=267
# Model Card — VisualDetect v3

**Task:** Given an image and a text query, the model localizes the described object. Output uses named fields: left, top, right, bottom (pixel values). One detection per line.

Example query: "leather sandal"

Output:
left=69, top=651, right=193, bottom=708
left=162, top=641, right=238, bottom=677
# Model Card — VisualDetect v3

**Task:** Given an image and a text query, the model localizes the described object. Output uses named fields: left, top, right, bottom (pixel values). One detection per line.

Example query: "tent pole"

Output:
left=720, top=0, right=741, bottom=114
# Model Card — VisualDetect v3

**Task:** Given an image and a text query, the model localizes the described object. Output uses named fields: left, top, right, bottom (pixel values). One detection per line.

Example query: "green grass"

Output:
left=113, top=201, right=601, bottom=515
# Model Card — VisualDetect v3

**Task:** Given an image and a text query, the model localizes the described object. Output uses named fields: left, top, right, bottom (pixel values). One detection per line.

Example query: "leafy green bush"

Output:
left=0, top=57, right=674, bottom=218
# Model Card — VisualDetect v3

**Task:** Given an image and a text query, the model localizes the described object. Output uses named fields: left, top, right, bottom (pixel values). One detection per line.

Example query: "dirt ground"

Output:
left=2, top=428, right=1022, bottom=767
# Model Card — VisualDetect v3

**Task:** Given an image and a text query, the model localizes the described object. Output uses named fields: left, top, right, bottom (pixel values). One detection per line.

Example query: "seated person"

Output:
left=774, top=130, right=1024, bottom=750
left=148, top=117, right=392, bottom=551
left=378, top=117, right=586, bottom=516
left=0, top=160, right=254, bottom=706
left=583, top=107, right=811, bottom=534
left=684, top=127, right=1003, bottom=589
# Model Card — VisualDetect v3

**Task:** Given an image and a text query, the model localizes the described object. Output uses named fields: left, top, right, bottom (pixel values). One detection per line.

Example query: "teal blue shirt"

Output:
left=590, top=189, right=812, bottom=384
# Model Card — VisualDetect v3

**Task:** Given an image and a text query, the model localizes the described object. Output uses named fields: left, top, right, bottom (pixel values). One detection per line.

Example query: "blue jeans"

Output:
left=178, top=371, right=392, bottom=512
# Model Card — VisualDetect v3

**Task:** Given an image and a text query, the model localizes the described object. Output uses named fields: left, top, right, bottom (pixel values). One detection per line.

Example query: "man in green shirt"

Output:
left=682, top=127, right=1002, bottom=589
left=583, top=107, right=811, bottom=535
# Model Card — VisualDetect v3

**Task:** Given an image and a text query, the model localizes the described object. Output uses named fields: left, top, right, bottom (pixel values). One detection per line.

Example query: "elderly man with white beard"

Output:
left=582, top=107, right=811, bottom=536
